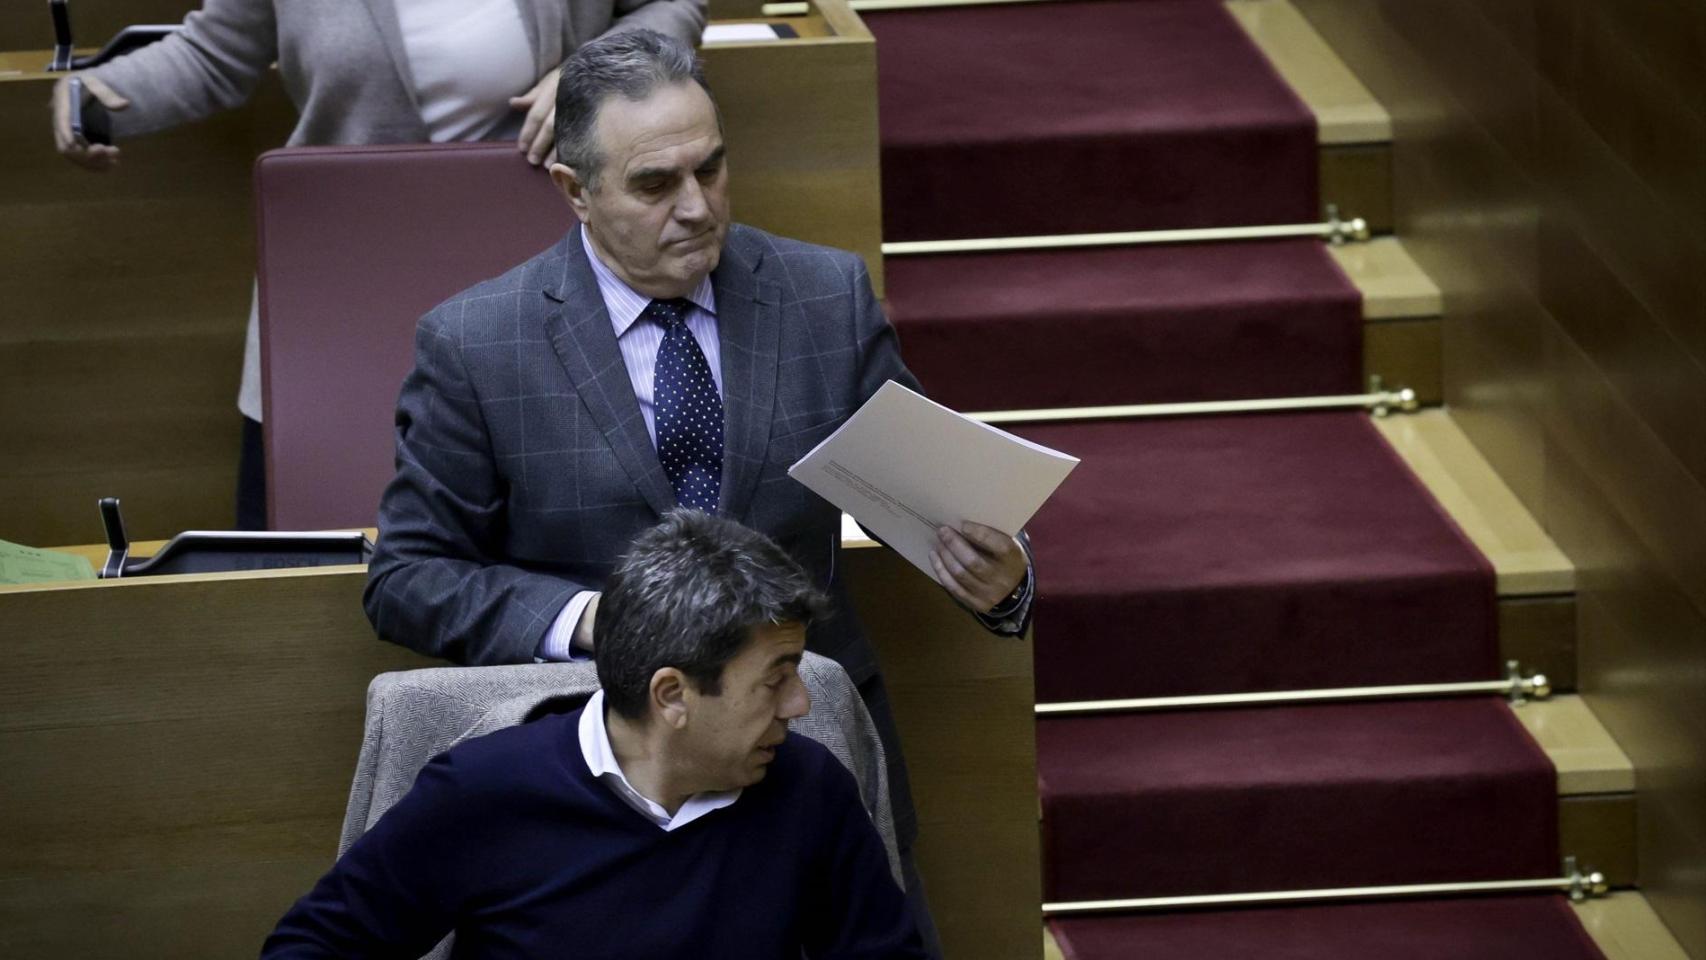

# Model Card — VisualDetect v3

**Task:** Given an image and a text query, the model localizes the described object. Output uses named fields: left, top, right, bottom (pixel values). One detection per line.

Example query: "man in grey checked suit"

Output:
left=364, top=29, right=1034, bottom=955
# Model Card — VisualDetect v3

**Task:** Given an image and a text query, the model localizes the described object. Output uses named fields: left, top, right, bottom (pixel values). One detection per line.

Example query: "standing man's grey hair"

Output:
left=595, top=509, right=829, bottom=720
left=553, top=28, right=717, bottom=188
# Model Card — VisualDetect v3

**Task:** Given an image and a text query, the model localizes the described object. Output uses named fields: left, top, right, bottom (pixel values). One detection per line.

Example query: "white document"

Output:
left=789, top=381, right=1080, bottom=583
left=702, top=23, right=786, bottom=44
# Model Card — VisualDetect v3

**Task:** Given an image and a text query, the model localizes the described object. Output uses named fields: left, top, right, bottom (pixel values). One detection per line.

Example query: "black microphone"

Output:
left=49, top=0, right=74, bottom=71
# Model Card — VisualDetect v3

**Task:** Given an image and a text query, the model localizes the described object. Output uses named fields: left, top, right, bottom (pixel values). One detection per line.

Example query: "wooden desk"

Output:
left=0, top=0, right=882, bottom=548
left=0, top=541, right=1039, bottom=959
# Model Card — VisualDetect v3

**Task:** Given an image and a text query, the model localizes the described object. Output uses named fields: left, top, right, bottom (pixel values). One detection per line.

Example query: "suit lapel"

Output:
left=541, top=231, right=678, bottom=518
left=713, top=238, right=782, bottom=524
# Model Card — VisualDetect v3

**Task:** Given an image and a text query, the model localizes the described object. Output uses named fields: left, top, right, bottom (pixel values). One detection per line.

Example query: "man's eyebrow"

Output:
left=625, top=145, right=726, bottom=186
left=624, top=164, right=677, bottom=185
left=769, top=652, right=803, bottom=670
left=695, top=145, right=727, bottom=171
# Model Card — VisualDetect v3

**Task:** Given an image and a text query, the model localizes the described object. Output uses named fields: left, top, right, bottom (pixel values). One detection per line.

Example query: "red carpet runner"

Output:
left=869, top=0, right=1605, bottom=954
left=1015, top=413, right=1498, bottom=702
left=868, top=0, right=1318, bottom=241
left=888, top=240, right=1363, bottom=410
left=1051, top=896, right=1607, bottom=959
left=1038, top=698, right=1557, bottom=900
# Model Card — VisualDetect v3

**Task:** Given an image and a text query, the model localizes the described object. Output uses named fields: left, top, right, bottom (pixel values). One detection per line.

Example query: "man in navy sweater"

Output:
left=264, top=510, right=925, bottom=958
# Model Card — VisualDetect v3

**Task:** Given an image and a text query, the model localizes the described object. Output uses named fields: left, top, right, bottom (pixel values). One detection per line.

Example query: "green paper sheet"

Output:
left=0, top=539, right=98, bottom=584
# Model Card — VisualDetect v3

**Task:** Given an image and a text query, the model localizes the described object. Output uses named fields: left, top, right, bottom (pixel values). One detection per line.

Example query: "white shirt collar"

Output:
left=578, top=689, right=741, bottom=832
left=580, top=224, right=717, bottom=340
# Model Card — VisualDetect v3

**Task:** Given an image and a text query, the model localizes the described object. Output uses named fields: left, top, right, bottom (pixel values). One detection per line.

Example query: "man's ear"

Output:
left=650, top=667, right=689, bottom=730
left=549, top=162, right=592, bottom=224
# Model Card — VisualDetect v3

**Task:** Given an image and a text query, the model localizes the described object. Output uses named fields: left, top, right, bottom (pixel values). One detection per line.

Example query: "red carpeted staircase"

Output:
left=1017, top=414, right=1497, bottom=701
left=886, top=241, right=1363, bottom=410
left=871, top=0, right=1318, bottom=240
left=870, top=0, right=1608, bottom=955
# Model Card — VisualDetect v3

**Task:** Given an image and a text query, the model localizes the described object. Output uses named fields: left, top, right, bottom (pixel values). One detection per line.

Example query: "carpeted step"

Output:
left=1018, top=413, right=1496, bottom=703
left=886, top=239, right=1362, bottom=411
left=1050, top=895, right=1607, bottom=959
left=1038, top=697, right=1558, bottom=902
left=869, top=0, right=1318, bottom=242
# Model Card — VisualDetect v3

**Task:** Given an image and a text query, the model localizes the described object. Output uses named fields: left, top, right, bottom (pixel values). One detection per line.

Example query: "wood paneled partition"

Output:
left=1290, top=1, right=1706, bottom=954
left=0, top=53, right=293, bottom=549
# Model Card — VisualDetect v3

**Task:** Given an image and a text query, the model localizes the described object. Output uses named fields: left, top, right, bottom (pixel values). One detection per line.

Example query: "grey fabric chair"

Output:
left=335, top=655, right=899, bottom=958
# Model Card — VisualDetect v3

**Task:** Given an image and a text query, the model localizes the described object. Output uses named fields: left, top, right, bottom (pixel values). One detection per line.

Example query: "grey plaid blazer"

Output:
left=334, top=654, right=897, bottom=959
left=365, top=224, right=941, bottom=683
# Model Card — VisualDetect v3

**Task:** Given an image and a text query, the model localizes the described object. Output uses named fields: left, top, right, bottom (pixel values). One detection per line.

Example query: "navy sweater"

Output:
left=262, top=710, right=924, bottom=959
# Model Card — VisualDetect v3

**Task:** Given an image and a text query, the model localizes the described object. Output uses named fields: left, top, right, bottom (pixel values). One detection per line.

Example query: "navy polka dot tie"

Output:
left=649, top=298, right=723, bottom=512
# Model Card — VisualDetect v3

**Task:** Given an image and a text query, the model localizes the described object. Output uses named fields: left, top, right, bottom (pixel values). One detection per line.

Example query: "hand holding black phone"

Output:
left=67, top=76, right=113, bottom=146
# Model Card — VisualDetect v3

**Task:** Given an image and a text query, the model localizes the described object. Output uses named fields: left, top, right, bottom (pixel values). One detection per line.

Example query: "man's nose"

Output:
left=674, top=176, right=710, bottom=223
left=778, top=678, right=810, bottom=721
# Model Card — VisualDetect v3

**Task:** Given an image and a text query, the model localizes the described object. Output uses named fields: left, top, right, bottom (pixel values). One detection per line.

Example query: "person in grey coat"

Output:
left=47, top=0, right=706, bottom=529
left=50, top=0, right=706, bottom=160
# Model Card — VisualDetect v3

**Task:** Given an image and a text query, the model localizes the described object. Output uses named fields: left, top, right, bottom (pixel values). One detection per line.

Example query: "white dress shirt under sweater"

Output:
left=578, top=689, right=741, bottom=830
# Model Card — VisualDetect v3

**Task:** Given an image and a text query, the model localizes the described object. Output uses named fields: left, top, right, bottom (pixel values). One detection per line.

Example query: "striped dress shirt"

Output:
left=539, top=227, right=719, bottom=660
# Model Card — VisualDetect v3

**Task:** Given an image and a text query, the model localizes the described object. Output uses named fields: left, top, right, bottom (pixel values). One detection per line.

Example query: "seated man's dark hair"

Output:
left=595, top=509, right=829, bottom=720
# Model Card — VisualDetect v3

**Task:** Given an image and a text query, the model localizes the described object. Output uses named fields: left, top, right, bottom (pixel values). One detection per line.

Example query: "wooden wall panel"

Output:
left=0, top=568, right=428, bottom=958
left=1536, top=0, right=1706, bottom=252
left=0, top=61, right=295, bottom=546
left=1319, top=144, right=1393, bottom=234
left=0, top=2, right=199, bottom=55
left=709, top=0, right=770, bottom=18
left=842, top=548, right=1041, bottom=960
left=1559, top=794, right=1638, bottom=889
left=1293, top=0, right=1706, bottom=953
left=1364, top=318, right=1441, bottom=405
left=0, top=861, right=327, bottom=959
left=1498, top=595, right=1577, bottom=692
left=1538, top=220, right=1706, bottom=488
left=701, top=23, right=884, bottom=294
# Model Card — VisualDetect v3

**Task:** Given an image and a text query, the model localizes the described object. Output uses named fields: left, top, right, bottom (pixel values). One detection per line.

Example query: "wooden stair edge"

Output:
left=1332, top=236, right=1443, bottom=321
left=1226, top=0, right=1392, bottom=146
left=1511, top=694, right=1634, bottom=796
left=1044, top=925, right=1066, bottom=960
left=1574, top=891, right=1695, bottom=960
left=1373, top=408, right=1575, bottom=596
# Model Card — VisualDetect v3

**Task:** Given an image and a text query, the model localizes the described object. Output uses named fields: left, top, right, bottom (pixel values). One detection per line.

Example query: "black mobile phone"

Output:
left=67, top=76, right=113, bottom=146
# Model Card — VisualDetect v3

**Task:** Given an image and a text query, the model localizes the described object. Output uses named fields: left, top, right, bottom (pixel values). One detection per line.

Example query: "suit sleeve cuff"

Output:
left=537, top=591, right=598, bottom=662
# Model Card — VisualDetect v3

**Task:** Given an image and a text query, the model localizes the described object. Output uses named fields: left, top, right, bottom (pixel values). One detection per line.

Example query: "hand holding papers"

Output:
left=788, top=381, right=1079, bottom=587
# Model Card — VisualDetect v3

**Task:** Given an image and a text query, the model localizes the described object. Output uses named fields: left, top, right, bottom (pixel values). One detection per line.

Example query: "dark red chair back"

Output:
left=256, top=143, right=573, bottom=529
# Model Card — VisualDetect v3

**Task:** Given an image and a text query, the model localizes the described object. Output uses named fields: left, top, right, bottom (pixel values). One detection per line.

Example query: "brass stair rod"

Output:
left=966, top=384, right=1419, bottom=426
left=885, top=218, right=1370, bottom=258
left=1037, top=663, right=1552, bottom=717
left=879, top=207, right=1368, bottom=258
left=1045, top=858, right=1609, bottom=916
left=764, top=0, right=1056, bottom=15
